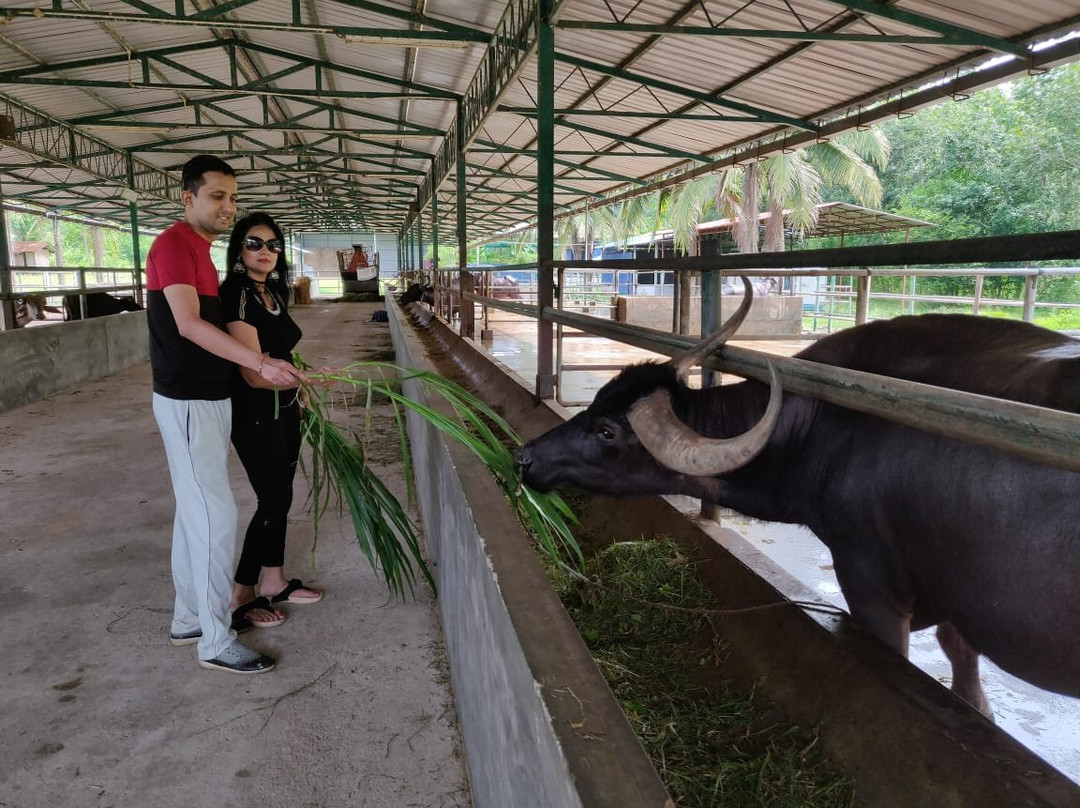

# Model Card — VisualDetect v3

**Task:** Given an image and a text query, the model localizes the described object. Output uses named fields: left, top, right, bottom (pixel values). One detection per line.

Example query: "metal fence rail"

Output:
left=2, top=265, right=142, bottom=323
left=453, top=290, right=1080, bottom=475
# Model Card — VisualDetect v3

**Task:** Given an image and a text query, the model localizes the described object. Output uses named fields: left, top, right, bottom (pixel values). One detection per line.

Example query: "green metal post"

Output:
left=534, top=0, right=556, bottom=400
left=129, top=200, right=143, bottom=306
left=431, top=192, right=439, bottom=273
left=456, top=102, right=467, bottom=274
left=0, top=177, right=13, bottom=330
left=417, top=203, right=424, bottom=279
left=456, top=102, right=474, bottom=338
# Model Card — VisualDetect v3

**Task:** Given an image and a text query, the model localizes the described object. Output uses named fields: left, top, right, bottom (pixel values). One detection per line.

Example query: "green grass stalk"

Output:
left=294, top=357, right=583, bottom=598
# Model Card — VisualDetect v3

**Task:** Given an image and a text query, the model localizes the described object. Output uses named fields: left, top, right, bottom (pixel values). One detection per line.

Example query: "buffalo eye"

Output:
left=595, top=421, right=617, bottom=443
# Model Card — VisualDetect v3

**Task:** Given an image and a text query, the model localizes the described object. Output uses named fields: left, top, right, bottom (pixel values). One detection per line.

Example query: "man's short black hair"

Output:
left=181, top=155, right=236, bottom=195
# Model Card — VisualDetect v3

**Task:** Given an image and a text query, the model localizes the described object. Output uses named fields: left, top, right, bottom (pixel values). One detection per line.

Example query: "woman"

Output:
left=220, top=212, right=323, bottom=631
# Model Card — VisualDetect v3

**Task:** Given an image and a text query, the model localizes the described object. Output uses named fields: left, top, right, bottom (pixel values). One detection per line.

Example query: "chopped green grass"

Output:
left=556, top=539, right=855, bottom=808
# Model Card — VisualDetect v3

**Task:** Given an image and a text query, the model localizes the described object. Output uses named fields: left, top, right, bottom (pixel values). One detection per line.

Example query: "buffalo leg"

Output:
left=846, top=599, right=911, bottom=657
left=936, top=621, right=993, bottom=720
left=832, top=556, right=911, bottom=656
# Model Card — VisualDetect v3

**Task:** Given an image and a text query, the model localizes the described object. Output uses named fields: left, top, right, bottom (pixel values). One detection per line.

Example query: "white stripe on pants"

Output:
left=153, top=393, right=238, bottom=660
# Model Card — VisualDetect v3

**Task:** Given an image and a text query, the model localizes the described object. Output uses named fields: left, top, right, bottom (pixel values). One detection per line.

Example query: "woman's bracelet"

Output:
left=257, top=353, right=267, bottom=375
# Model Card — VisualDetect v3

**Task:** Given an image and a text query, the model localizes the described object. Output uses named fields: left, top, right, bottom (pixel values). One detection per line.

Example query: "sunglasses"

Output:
left=243, top=236, right=284, bottom=253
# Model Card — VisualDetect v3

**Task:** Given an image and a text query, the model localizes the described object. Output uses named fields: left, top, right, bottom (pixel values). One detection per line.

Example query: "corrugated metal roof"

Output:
left=0, top=0, right=1076, bottom=239
left=620, top=202, right=934, bottom=245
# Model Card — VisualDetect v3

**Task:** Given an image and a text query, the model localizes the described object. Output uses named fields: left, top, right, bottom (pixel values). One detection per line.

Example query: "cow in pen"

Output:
left=515, top=279, right=1080, bottom=716
left=401, top=273, right=522, bottom=319
left=63, top=291, right=142, bottom=321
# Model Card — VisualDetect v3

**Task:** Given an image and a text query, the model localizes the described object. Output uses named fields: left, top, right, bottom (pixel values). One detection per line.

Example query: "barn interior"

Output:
left=3, top=2, right=1080, bottom=806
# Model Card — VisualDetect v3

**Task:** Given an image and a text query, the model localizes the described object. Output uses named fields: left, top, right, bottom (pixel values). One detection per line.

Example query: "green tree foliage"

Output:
left=879, top=61, right=1080, bottom=303
left=7, top=212, right=50, bottom=243
left=1011, top=63, right=1080, bottom=232
left=881, top=86, right=1036, bottom=242
left=568, top=128, right=888, bottom=258
left=5, top=211, right=152, bottom=268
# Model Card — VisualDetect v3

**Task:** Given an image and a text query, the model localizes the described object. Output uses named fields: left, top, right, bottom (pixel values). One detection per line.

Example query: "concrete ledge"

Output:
left=394, top=302, right=1080, bottom=808
left=388, top=300, right=673, bottom=808
left=0, top=312, right=148, bottom=413
left=616, top=294, right=803, bottom=336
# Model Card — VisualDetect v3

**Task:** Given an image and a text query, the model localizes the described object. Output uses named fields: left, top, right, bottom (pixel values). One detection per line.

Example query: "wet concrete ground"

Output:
left=475, top=309, right=1080, bottom=785
left=0, top=302, right=471, bottom=808
left=721, top=515, right=1080, bottom=782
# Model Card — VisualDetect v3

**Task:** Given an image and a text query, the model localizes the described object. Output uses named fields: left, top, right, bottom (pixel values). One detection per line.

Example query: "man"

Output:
left=146, top=155, right=305, bottom=674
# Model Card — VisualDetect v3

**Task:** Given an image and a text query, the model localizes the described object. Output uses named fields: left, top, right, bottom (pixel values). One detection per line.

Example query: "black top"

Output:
left=146, top=222, right=233, bottom=400
left=219, top=278, right=303, bottom=412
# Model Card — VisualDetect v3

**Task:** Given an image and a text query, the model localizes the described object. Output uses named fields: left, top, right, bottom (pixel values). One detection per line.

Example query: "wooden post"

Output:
left=678, top=272, right=692, bottom=335
left=855, top=273, right=870, bottom=325
left=459, top=269, right=475, bottom=337
left=671, top=268, right=681, bottom=332
left=1022, top=274, right=1038, bottom=323
left=973, top=274, right=985, bottom=315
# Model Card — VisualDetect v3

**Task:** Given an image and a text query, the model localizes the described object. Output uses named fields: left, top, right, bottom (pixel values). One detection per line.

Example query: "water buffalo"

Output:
left=515, top=279, right=1080, bottom=716
left=12, top=294, right=59, bottom=327
left=63, top=291, right=143, bottom=321
left=401, top=282, right=434, bottom=306
left=478, top=274, right=523, bottom=301
left=401, top=274, right=522, bottom=319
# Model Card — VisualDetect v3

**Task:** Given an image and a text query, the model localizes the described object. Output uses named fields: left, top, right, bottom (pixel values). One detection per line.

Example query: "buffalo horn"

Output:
left=627, top=361, right=782, bottom=476
left=670, top=275, right=753, bottom=381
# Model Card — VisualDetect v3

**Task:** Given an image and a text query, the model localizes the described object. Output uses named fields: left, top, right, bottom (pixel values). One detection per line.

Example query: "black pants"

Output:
left=231, top=400, right=301, bottom=587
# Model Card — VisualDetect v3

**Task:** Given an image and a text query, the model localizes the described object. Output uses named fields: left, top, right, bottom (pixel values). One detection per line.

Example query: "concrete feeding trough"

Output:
left=0, top=309, right=148, bottom=414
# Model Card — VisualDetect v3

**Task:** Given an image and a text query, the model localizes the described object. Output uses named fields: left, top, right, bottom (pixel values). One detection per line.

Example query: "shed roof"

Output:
left=617, top=202, right=933, bottom=247
left=11, top=241, right=54, bottom=254
left=791, top=202, right=937, bottom=237
left=0, top=1, right=1076, bottom=239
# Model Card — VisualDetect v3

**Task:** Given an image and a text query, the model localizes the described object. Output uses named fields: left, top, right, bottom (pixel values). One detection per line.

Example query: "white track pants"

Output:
left=153, top=394, right=238, bottom=660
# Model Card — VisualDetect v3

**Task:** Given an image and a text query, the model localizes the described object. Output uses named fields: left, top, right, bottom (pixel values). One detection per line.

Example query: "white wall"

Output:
left=294, top=232, right=400, bottom=297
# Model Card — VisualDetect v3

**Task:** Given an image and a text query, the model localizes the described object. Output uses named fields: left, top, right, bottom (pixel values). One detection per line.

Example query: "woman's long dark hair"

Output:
left=222, top=212, right=291, bottom=301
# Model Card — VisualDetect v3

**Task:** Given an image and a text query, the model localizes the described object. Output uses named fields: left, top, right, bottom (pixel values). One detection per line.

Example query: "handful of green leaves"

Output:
left=296, top=359, right=582, bottom=598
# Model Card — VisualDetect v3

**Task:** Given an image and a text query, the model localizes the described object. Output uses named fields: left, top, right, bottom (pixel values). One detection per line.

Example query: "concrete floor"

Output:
left=0, top=302, right=471, bottom=808
left=476, top=309, right=813, bottom=406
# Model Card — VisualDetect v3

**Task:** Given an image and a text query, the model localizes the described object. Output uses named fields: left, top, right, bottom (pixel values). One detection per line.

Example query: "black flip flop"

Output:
left=268, top=578, right=323, bottom=605
left=231, top=596, right=286, bottom=631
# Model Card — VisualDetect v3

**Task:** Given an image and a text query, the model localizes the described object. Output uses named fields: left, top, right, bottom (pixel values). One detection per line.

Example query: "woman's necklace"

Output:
left=249, top=277, right=279, bottom=313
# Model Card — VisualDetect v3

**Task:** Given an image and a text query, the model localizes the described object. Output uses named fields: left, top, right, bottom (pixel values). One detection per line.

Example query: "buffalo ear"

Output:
left=627, top=361, right=782, bottom=476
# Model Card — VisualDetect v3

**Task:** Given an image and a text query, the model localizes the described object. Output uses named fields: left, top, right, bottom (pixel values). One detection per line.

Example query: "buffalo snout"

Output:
left=513, top=445, right=533, bottom=476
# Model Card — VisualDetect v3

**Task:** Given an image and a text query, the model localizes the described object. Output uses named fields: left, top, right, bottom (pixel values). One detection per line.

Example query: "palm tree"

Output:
left=554, top=194, right=661, bottom=260
left=734, top=128, right=890, bottom=254
left=520, top=129, right=887, bottom=320
left=655, top=128, right=889, bottom=332
left=659, top=128, right=889, bottom=256
left=493, top=128, right=888, bottom=265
